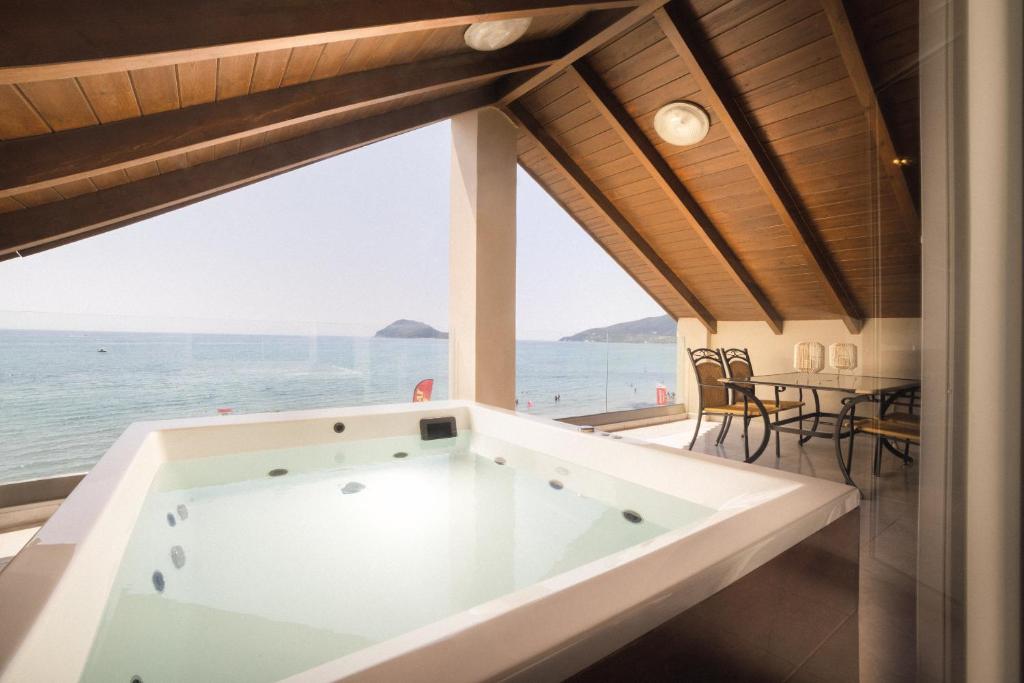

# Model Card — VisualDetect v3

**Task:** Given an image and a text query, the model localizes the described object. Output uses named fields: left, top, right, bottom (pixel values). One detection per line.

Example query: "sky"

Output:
left=0, top=120, right=664, bottom=340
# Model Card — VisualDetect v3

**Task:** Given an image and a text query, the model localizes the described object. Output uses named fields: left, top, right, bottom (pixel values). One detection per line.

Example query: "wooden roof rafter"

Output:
left=498, top=0, right=670, bottom=103
left=568, top=60, right=785, bottom=334
left=507, top=100, right=718, bottom=333
left=0, top=0, right=637, bottom=84
left=655, top=2, right=864, bottom=334
left=0, top=0, right=923, bottom=322
left=0, top=87, right=496, bottom=258
left=0, top=40, right=564, bottom=198
left=819, top=0, right=920, bottom=239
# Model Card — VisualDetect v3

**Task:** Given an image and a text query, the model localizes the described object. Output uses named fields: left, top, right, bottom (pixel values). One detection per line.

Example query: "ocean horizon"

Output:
left=0, top=329, right=677, bottom=484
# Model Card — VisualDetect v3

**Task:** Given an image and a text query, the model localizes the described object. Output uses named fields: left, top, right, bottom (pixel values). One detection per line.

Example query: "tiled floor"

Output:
left=626, top=417, right=919, bottom=682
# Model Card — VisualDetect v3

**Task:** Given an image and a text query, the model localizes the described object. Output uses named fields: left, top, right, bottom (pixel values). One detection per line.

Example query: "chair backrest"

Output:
left=720, top=347, right=755, bottom=402
left=884, top=386, right=921, bottom=417
left=687, top=348, right=728, bottom=408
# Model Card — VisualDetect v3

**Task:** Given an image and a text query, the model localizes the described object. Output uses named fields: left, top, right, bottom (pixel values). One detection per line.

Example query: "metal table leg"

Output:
left=799, top=389, right=821, bottom=445
left=833, top=394, right=871, bottom=486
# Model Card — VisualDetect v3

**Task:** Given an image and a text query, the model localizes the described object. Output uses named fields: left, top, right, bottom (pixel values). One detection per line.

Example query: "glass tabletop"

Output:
left=719, top=372, right=920, bottom=395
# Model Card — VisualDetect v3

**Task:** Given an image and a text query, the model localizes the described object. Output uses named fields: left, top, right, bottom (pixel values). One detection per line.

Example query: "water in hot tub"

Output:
left=81, top=432, right=715, bottom=682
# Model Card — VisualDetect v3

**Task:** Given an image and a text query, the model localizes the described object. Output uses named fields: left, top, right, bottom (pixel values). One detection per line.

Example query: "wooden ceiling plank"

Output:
left=17, top=79, right=98, bottom=131
left=569, top=59, right=783, bottom=333
left=656, top=3, right=862, bottom=333
left=818, top=0, right=919, bottom=239
left=507, top=100, right=717, bottom=332
left=0, top=84, right=51, bottom=139
left=129, top=66, right=181, bottom=114
left=90, top=169, right=130, bottom=190
left=155, top=154, right=190, bottom=174
left=281, top=45, right=326, bottom=87
left=589, top=18, right=665, bottom=73
left=499, top=1, right=671, bottom=103
left=0, top=1, right=635, bottom=84
left=0, top=41, right=563, bottom=198
left=310, top=41, right=358, bottom=81
left=176, top=60, right=218, bottom=107
left=123, top=161, right=161, bottom=182
left=216, top=54, right=257, bottom=100
left=249, top=49, right=293, bottom=93
left=0, top=88, right=496, bottom=258
left=0, top=196, right=24, bottom=213
left=78, top=72, right=142, bottom=123
left=12, top=186, right=63, bottom=208
left=52, top=178, right=96, bottom=199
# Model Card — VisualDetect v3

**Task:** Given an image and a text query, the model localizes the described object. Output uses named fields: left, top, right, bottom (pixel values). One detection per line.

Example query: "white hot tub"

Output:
left=0, top=401, right=858, bottom=681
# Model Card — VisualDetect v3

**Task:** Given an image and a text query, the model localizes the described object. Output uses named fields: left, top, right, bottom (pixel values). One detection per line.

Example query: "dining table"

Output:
left=718, top=372, right=921, bottom=486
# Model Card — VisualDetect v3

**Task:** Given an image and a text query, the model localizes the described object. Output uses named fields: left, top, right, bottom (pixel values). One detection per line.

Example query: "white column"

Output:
left=449, top=107, right=517, bottom=409
left=963, top=0, right=1022, bottom=679
left=676, top=318, right=709, bottom=416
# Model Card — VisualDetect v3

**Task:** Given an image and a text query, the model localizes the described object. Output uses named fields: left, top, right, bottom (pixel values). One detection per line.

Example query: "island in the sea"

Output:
left=374, top=319, right=449, bottom=339
left=559, top=314, right=675, bottom=344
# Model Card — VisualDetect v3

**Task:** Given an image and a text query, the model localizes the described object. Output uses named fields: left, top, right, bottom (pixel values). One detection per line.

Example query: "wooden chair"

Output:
left=884, top=388, right=920, bottom=463
left=851, top=388, right=919, bottom=476
left=719, top=348, right=805, bottom=458
left=857, top=414, right=919, bottom=476
left=687, top=348, right=780, bottom=453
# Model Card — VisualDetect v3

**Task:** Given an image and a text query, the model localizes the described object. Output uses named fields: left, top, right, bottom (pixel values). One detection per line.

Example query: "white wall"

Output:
left=675, top=317, right=708, bottom=414
left=677, top=318, right=921, bottom=414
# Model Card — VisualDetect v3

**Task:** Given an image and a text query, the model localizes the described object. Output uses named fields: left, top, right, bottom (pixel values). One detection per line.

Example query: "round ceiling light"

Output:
left=653, top=102, right=710, bottom=146
left=464, top=17, right=533, bottom=51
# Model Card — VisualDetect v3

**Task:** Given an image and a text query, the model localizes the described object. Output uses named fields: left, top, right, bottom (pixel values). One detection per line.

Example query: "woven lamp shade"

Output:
left=793, top=342, right=825, bottom=373
left=829, top=343, right=858, bottom=371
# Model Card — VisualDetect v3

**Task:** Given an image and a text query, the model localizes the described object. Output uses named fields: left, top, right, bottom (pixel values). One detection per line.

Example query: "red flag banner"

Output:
left=412, top=379, right=434, bottom=403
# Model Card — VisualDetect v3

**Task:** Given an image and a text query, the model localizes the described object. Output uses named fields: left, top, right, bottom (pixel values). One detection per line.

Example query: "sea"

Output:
left=0, top=329, right=677, bottom=484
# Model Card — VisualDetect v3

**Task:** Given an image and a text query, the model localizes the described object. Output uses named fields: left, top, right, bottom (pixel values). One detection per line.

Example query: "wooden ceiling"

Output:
left=0, top=0, right=920, bottom=333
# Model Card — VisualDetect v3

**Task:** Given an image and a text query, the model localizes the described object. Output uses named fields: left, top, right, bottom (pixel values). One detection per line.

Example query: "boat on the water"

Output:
left=97, top=348, right=107, bottom=353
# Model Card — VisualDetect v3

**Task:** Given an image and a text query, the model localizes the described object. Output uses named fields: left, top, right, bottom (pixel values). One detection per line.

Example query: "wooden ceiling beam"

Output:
left=655, top=3, right=863, bottom=333
left=498, top=0, right=669, bottom=103
left=0, top=0, right=636, bottom=84
left=569, top=60, right=784, bottom=334
left=819, top=0, right=920, bottom=240
left=0, top=41, right=562, bottom=199
left=0, top=88, right=495, bottom=258
left=506, top=100, right=718, bottom=333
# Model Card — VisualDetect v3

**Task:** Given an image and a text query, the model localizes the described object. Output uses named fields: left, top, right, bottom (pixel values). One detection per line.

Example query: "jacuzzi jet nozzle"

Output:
left=622, top=510, right=643, bottom=524
left=170, top=545, right=186, bottom=569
